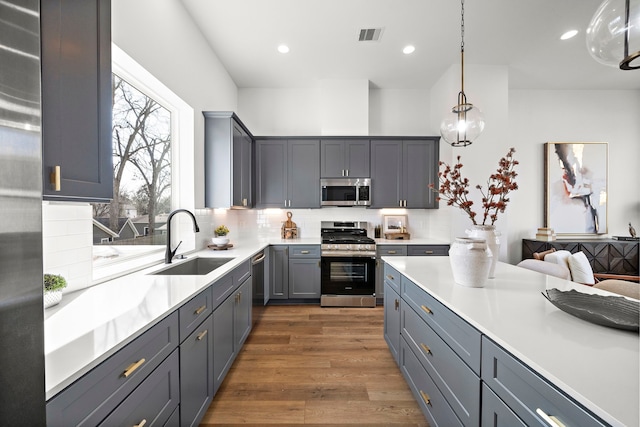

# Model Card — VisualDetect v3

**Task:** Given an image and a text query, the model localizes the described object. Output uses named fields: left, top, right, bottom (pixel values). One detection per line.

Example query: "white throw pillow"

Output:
left=544, top=250, right=572, bottom=269
left=567, top=251, right=595, bottom=285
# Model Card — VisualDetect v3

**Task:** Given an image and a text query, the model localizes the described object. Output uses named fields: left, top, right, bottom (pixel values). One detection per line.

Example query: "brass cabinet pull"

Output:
left=123, top=358, right=146, bottom=378
left=425, top=250, right=434, bottom=254
left=386, top=275, right=395, bottom=280
left=388, top=251, right=397, bottom=254
left=196, top=330, right=208, bottom=341
left=419, top=390, right=431, bottom=406
left=394, top=299, right=399, bottom=310
left=301, top=250, right=310, bottom=254
left=134, top=419, right=147, bottom=427
left=536, top=408, right=567, bottom=427
left=242, top=198, right=247, bottom=206
left=194, top=305, right=206, bottom=315
left=420, top=305, right=432, bottom=315
left=420, top=343, right=432, bottom=355
left=50, top=165, right=61, bottom=191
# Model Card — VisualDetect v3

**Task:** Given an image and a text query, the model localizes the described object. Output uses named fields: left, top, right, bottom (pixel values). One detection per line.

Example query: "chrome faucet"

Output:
left=165, top=209, right=200, bottom=263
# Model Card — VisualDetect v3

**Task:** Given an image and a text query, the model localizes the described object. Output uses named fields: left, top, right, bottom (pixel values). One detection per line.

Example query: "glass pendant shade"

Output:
left=440, top=100, right=485, bottom=147
left=586, top=0, right=640, bottom=69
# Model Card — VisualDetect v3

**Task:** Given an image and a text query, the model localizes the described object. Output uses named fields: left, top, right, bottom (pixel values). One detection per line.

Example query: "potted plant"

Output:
left=212, top=225, right=230, bottom=247
left=44, top=273, right=67, bottom=309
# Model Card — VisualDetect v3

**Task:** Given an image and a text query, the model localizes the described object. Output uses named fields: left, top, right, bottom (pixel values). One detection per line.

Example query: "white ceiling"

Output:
left=180, top=0, right=640, bottom=91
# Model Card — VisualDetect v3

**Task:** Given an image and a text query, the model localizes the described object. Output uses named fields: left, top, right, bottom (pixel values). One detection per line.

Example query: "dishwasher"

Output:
left=251, top=251, right=266, bottom=326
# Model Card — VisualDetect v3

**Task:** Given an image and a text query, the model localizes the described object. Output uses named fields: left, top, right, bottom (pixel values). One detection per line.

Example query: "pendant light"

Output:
left=440, top=0, right=485, bottom=147
left=586, top=0, right=640, bottom=70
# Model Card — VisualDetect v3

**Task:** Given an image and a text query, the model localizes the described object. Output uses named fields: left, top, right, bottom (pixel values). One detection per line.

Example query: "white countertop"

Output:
left=374, top=237, right=450, bottom=245
left=383, top=256, right=639, bottom=427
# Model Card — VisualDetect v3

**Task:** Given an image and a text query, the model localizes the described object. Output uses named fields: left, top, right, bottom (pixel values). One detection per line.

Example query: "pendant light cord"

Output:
left=460, top=0, right=465, bottom=96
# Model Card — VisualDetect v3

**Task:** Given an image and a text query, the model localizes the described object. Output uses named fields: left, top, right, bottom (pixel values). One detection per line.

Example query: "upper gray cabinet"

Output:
left=41, top=0, right=113, bottom=202
left=320, top=139, right=370, bottom=178
left=255, top=139, right=320, bottom=208
left=204, top=112, right=253, bottom=209
left=370, top=138, right=439, bottom=209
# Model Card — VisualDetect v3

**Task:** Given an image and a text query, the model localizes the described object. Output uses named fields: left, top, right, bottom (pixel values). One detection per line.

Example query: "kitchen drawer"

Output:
left=407, top=245, right=449, bottom=256
left=481, top=383, right=526, bottom=427
left=98, top=350, right=179, bottom=427
left=289, top=245, right=320, bottom=258
left=46, top=312, right=179, bottom=427
left=401, top=276, right=481, bottom=375
left=179, top=286, right=213, bottom=342
left=402, top=302, right=480, bottom=425
left=212, top=273, right=236, bottom=310
left=232, top=259, right=251, bottom=287
left=400, top=338, right=463, bottom=427
left=383, top=264, right=402, bottom=294
left=481, top=337, right=607, bottom=427
left=377, top=245, right=407, bottom=256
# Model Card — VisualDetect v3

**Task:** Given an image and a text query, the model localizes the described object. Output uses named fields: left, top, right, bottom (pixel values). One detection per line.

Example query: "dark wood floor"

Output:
left=200, top=305, right=428, bottom=426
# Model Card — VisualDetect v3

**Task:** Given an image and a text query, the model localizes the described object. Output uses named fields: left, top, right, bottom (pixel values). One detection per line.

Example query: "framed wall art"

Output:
left=383, top=215, right=408, bottom=234
left=544, top=142, right=608, bottom=235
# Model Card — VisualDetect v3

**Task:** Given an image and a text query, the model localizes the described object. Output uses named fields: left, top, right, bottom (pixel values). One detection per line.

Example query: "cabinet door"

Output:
left=41, top=0, right=113, bottom=202
left=180, top=315, right=214, bottom=427
left=383, top=282, right=401, bottom=364
left=288, top=139, right=320, bottom=208
left=402, top=139, right=438, bottom=208
left=213, top=294, right=235, bottom=394
left=370, top=140, right=402, bottom=208
left=232, top=122, right=252, bottom=208
left=344, top=140, right=370, bottom=177
left=234, top=278, right=253, bottom=349
left=320, top=140, right=346, bottom=178
left=289, top=258, right=321, bottom=298
left=255, top=139, right=287, bottom=208
left=269, top=246, right=289, bottom=299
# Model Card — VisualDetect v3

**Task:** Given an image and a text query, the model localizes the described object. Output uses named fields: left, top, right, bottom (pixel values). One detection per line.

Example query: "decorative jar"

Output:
left=448, top=237, right=493, bottom=288
left=466, top=224, right=500, bottom=278
left=44, top=290, right=62, bottom=309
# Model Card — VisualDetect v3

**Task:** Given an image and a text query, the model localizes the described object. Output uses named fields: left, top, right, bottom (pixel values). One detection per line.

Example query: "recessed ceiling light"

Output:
left=560, top=30, right=578, bottom=40
left=403, top=45, right=415, bottom=54
left=277, top=44, right=290, bottom=54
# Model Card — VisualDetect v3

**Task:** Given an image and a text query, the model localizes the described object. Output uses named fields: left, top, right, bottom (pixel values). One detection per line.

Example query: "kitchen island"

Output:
left=383, top=256, right=639, bottom=427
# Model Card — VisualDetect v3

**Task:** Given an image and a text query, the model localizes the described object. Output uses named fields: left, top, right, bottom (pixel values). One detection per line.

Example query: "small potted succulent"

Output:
left=212, top=225, right=230, bottom=247
left=44, top=273, right=67, bottom=309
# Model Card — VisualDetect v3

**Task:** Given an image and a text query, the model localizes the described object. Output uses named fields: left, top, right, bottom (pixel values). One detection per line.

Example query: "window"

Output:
left=92, top=45, right=194, bottom=281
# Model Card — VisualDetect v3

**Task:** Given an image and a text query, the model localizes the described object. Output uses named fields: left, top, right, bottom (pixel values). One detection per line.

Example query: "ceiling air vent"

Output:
left=358, top=28, right=383, bottom=42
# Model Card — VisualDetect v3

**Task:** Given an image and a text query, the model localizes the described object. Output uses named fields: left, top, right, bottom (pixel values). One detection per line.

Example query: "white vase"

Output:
left=466, top=225, right=501, bottom=278
left=44, top=290, right=62, bottom=309
left=212, top=236, right=229, bottom=247
left=448, top=237, right=493, bottom=288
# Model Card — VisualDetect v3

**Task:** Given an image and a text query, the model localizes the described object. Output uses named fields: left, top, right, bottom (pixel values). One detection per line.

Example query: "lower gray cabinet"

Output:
left=269, top=245, right=289, bottom=299
left=179, top=314, right=214, bottom=427
left=289, top=245, right=320, bottom=299
left=383, top=281, right=401, bottom=365
left=98, top=350, right=180, bottom=427
left=213, top=277, right=252, bottom=393
left=376, top=245, right=407, bottom=301
left=481, top=383, right=526, bottom=427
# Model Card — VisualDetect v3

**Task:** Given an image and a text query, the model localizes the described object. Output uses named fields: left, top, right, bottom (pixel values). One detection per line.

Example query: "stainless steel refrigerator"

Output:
left=0, top=0, right=46, bottom=424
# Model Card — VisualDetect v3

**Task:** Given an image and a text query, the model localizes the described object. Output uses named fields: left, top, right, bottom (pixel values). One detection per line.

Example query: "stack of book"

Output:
left=536, top=227, right=556, bottom=241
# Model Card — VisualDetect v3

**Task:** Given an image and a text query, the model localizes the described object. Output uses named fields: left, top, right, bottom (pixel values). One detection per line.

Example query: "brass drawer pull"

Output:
left=425, top=250, right=434, bottom=254
left=394, top=299, right=399, bottom=310
left=386, top=274, right=394, bottom=281
left=300, top=250, right=310, bottom=254
left=387, top=250, right=397, bottom=254
left=194, top=305, right=207, bottom=315
left=420, top=305, right=432, bottom=315
left=197, top=330, right=208, bottom=341
left=50, top=165, right=61, bottom=191
left=134, top=419, right=147, bottom=427
left=536, top=408, right=567, bottom=427
left=420, top=343, right=432, bottom=355
left=123, top=358, right=146, bottom=378
left=419, top=390, right=431, bottom=406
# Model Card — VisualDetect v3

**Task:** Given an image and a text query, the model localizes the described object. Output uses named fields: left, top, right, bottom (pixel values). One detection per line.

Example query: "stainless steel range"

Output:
left=320, top=221, right=376, bottom=307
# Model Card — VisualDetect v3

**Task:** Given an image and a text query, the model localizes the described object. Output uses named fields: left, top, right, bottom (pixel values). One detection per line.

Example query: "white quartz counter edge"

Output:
left=373, top=237, right=450, bottom=245
left=383, top=256, right=639, bottom=427
left=44, top=238, right=319, bottom=400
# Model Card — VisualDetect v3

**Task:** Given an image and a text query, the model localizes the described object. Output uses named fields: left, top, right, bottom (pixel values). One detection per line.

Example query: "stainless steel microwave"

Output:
left=320, top=178, right=371, bottom=207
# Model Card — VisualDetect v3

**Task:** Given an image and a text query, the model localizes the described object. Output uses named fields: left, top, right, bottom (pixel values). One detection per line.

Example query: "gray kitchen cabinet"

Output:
left=98, top=350, right=180, bottom=427
left=383, top=280, right=402, bottom=365
left=370, top=138, right=439, bottom=208
left=46, top=312, right=179, bottom=426
left=481, top=384, right=526, bottom=427
left=288, top=246, right=321, bottom=299
left=213, top=275, right=252, bottom=394
left=255, top=139, right=320, bottom=208
left=180, top=314, right=214, bottom=427
left=203, top=111, right=253, bottom=209
left=320, top=139, right=370, bottom=178
left=269, top=245, right=289, bottom=299
left=41, top=0, right=113, bottom=202
left=375, top=245, right=407, bottom=302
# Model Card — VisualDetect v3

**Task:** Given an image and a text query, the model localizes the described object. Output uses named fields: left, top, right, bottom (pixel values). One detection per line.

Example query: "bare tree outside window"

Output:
left=92, top=74, right=171, bottom=247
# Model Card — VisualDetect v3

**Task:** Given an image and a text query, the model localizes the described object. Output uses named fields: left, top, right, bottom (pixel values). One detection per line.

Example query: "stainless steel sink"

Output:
left=151, top=257, right=234, bottom=275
